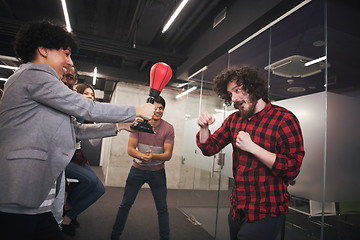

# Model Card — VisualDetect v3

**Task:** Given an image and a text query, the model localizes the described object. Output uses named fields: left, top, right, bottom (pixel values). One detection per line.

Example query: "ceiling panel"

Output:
left=1, top=0, right=358, bottom=102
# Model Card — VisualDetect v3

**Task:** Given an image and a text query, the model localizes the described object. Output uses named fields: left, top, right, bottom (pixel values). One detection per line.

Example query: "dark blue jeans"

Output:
left=228, top=209, right=285, bottom=240
left=65, top=162, right=105, bottom=220
left=111, top=166, right=169, bottom=240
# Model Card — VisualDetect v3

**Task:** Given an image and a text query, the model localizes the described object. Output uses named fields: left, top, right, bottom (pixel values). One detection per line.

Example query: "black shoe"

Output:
left=70, top=218, right=80, bottom=228
left=61, top=224, right=75, bottom=236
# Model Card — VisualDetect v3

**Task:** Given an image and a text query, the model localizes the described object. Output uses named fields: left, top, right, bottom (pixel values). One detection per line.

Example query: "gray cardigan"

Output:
left=0, top=63, right=135, bottom=212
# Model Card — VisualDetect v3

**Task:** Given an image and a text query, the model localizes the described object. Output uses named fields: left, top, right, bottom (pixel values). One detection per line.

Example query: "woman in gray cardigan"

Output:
left=0, top=20, right=154, bottom=240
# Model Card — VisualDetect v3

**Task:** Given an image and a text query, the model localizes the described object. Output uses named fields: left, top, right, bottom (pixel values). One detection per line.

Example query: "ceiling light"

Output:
left=188, top=66, right=207, bottom=80
left=0, top=64, right=19, bottom=70
left=92, top=67, right=97, bottom=85
left=176, top=86, right=197, bottom=99
left=0, top=77, right=8, bottom=82
left=0, top=55, right=18, bottom=61
left=175, top=82, right=189, bottom=88
left=61, top=0, right=72, bottom=32
left=312, top=40, right=325, bottom=47
left=228, top=0, right=311, bottom=53
left=213, top=8, right=226, bottom=28
left=162, top=0, right=189, bottom=33
left=304, top=56, right=327, bottom=67
left=287, top=87, right=306, bottom=93
left=287, top=79, right=295, bottom=84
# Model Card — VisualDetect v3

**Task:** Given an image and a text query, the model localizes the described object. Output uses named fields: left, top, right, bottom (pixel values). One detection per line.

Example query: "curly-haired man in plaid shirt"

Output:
left=196, top=65, right=305, bottom=240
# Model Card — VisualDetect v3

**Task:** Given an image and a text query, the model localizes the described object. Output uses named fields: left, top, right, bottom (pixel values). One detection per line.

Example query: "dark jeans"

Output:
left=111, top=166, right=169, bottom=240
left=65, top=162, right=105, bottom=220
left=0, top=211, right=62, bottom=240
left=228, top=209, right=285, bottom=240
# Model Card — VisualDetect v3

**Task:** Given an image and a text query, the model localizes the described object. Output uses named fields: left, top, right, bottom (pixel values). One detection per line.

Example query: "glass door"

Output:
left=177, top=55, right=231, bottom=238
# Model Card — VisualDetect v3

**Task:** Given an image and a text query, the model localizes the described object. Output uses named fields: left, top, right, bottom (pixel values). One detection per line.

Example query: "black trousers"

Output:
left=0, top=211, right=62, bottom=240
left=228, top=209, right=285, bottom=240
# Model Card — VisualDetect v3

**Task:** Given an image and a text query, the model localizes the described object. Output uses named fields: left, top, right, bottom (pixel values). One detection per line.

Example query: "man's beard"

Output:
left=234, top=96, right=257, bottom=119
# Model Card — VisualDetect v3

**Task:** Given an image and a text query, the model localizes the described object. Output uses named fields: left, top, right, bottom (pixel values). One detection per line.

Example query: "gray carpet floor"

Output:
left=62, top=167, right=360, bottom=240
left=62, top=185, right=215, bottom=240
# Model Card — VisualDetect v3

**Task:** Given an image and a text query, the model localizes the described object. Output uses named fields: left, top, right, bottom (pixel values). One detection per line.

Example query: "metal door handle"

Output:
left=211, top=153, right=225, bottom=176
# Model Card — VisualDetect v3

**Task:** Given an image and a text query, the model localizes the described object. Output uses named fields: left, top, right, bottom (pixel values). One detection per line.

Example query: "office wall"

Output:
left=276, top=91, right=360, bottom=202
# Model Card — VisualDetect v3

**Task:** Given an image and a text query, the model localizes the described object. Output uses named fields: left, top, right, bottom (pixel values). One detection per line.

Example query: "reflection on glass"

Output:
left=177, top=63, right=230, bottom=239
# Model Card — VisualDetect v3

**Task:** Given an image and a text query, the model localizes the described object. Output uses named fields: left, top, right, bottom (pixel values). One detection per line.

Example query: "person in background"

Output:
left=76, top=83, right=94, bottom=105
left=61, top=65, right=78, bottom=91
left=111, top=96, right=174, bottom=240
left=62, top=83, right=117, bottom=236
left=53, top=66, right=133, bottom=236
left=196, top=65, right=304, bottom=240
left=51, top=65, right=78, bottom=229
left=0, top=20, right=154, bottom=240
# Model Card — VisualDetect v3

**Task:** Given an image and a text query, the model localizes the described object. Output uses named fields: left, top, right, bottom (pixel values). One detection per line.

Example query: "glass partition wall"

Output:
left=322, top=0, right=360, bottom=239
left=177, top=54, right=232, bottom=239
left=266, top=1, right=359, bottom=239
left=264, top=1, right=329, bottom=239
left=177, top=1, right=360, bottom=239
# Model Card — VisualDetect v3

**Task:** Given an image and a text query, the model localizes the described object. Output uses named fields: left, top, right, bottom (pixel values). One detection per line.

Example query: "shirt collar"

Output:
left=248, top=101, right=272, bottom=120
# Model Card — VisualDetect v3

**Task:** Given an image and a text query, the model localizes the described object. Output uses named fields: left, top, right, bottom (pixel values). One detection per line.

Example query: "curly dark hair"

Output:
left=213, top=65, right=269, bottom=106
left=14, top=20, right=79, bottom=63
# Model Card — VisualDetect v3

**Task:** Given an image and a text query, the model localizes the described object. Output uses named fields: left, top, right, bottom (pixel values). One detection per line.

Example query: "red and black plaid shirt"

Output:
left=196, top=102, right=304, bottom=222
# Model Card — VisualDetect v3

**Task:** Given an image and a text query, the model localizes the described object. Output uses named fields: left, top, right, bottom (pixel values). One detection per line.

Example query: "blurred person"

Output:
left=0, top=20, right=154, bottom=240
left=111, top=96, right=174, bottom=240
left=51, top=65, right=78, bottom=229
left=61, top=83, right=117, bottom=236
left=61, top=65, right=78, bottom=90
left=196, top=65, right=304, bottom=240
left=53, top=67, right=132, bottom=236
left=76, top=83, right=94, bottom=101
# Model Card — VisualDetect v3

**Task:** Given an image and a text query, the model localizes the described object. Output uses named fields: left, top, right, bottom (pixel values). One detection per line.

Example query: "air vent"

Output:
left=213, top=8, right=226, bottom=28
left=264, top=55, right=326, bottom=78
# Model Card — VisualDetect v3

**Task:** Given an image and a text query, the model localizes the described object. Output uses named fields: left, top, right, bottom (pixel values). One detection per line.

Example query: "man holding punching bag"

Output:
left=111, top=96, right=174, bottom=240
left=111, top=62, right=174, bottom=240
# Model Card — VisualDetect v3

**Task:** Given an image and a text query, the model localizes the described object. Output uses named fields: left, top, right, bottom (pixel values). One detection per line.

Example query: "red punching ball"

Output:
left=149, top=62, right=172, bottom=97
left=130, top=62, right=172, bottom=134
